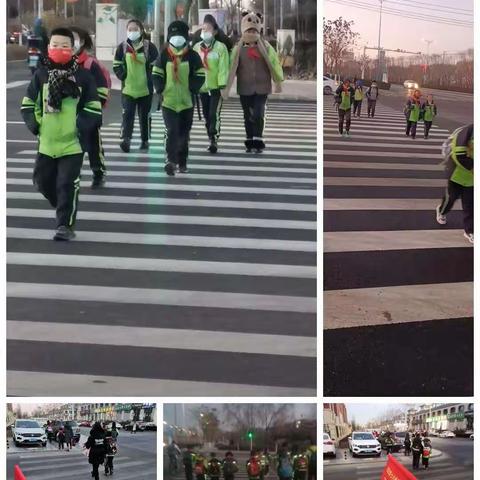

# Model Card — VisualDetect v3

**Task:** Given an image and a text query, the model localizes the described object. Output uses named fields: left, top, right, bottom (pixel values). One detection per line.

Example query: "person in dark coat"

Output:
left=404, top=432, right=411, bottom=456
left=64, top=423, right=74, bottom=451
left=84, top=422, right=107, bottom=480
left=411, top=433, right=423, bottom=470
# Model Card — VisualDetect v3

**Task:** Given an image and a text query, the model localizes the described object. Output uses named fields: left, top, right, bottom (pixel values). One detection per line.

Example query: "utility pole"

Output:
left=376, top=0, right=383, bottom=81
left=64, top=0, right=68, bottom=19
left=280, top=0, right=283, bottom=29
left=38, top=0, right=43, bottom=18
left=165, top=0, right=174, bottom=42
left=263, top=0, right=266, bottom=36
left=152, top=0, right=162, bottom=48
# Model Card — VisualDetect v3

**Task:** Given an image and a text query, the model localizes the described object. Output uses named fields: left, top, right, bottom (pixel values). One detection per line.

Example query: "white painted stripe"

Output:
left=8, top=320, right=316, bottom=357
left=6, top=121, right=25, bottom=124
left=324, top=140, right=441, bottom=150
left=8, top=157, right=316, bottom=173
left=8, top=252, right=316, bottom=278
left=324, top=198, right=460, bottom=211
left=323, top=124, right=448, bottom=133
left=15, top=149, right=318, bottom=165
left=7, top=370, right=316, bottom=396
left=324, top=161, right=442, bottom=171
left=324, top=282, right=473, bottom=329
left=8, top=227, right=316, bottom=251
left=7, top=178, right=316, bottom=196
left=323, top=118, right=449, bottom=132
left=108, top=123, right=315, bottom=133
left=324, top=150, right=441, bottom=159
left=324, top=133, right=443, bottom=144
left=324, top=177, right=445, bottom=187
left=7, top=139, right=37, bottom=144
left=7, top=283, right=317, bottom=313
left=7, top=80, right=30, bottom=89
left=7, top=208, right=316, bottom=230
left=324, top=229, right=472, bottom=252
left=7, top=191, right=317, bottom=211
left=7, top=166, right=316, bottom=184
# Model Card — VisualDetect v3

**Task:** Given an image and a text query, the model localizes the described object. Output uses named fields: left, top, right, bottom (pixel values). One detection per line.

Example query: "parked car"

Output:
left=429, top=431, right=439, bottom=437
left=79, top=421, right=91, bottom=427
left=12, top=419, right=47, bottom=447
left=470, top=434, right=474, bottom=440
left=403, top=79, right=419, bottom=89
left=50, top=420, right=81, bottom=443
left=377, top=432, right=403, bottom=452
left=323, top=433, right=336, bottom=458
left=123, top=421, right=146, bottom=432
left=439, top=431, right=456, bottom=438
left=323, top=75, right=338, bottom=95
left=348, top=432, right=382, bottom=457
left=144, top=422, right=157, bottom=431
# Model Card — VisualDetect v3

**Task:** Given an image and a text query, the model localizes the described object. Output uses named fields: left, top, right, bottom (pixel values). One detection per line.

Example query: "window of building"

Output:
left=450, top=407, right=456, bottom=414
left=458, top=405, right=465, bottom=413
left=443, top=409, right=448, bottom=415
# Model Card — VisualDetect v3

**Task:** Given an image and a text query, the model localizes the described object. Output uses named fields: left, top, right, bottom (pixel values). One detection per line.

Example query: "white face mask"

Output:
left=201, top=31, right=213, bottom=43
left=127, top=30, right=141, bottom=42
left=169, top=35, right=186, bottom=49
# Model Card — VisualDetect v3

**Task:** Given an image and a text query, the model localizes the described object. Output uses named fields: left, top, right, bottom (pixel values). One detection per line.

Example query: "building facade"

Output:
left=323, top=403, right=350, bottom=443
left=74, top=403, right=157, bottom=424
left=409, top=403, right=474, bottom=434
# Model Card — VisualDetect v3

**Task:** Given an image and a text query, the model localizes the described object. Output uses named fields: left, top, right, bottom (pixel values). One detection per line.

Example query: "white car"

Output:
left=404, top=79, right=419, bottom=89
left=348, top=431, right=382, bottom=457
left=324, top=76, right=338, bottom=95
left=439, top=431, right=456, bottom=438
left=323, top=433, right=336, bottom=457
left=12, top=419, right=47, bottom=447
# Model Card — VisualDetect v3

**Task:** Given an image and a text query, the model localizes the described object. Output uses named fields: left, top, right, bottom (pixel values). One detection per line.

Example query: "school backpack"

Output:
left=296, top=455, right=308, bottom=472
left=223, top=459, right=238, bottom=476
left=278, top=456, right=293, bottom=478
left=247, top=458, right=261, bottom=478
left=208, top=459, right=222, bottom=476
left=84, top=56, right=112, bottom=104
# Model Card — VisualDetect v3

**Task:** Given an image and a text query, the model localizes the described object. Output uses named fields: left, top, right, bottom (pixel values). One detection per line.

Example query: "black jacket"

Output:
left=85, top=431, right=107, bottom=465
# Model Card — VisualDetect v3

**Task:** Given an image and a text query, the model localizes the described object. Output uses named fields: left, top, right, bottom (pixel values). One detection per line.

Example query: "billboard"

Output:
left=95, top=3, right=118, bottom=61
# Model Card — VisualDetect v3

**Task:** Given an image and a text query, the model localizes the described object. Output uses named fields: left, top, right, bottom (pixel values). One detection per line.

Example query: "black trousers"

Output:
left=353, top=99, right=362, bottom=116
left=105, top=456, right=114, bottom=472
left=33, top=153, right=83, bottom=229
left=412, top=451, right=421, bottom=469
left=338, top=108, right=351, bottom=133
left=367, top=99, right=377, bottom=117
left=439, top=180, right=474, bottom=233
left=92, top=461, right=101, bottom=480
left=121, top=94, right=152, bottom=142
left=424, top=120, right=432, bottom=138
left=200, top=90, right=223, bottom=141
left=239, top=94, right=268, bottom=140
left=87, top=126, right=106, bottom=176
left=406, top=120, right=417, bottom=138
left=162, top=107, right=194, bottom=168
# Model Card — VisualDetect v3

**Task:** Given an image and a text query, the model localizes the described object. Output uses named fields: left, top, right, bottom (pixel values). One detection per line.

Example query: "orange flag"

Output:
left=381, top=454, right=417, bottom=480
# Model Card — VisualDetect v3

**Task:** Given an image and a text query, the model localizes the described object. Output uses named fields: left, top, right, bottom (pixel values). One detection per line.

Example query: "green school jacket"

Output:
left=152, top=47, right=205, bottom=113
left=193, top=39, right=229, bottom=92
left=423, top=102, right=437, bottom=122
left=21, top=67, right=102, bottom=158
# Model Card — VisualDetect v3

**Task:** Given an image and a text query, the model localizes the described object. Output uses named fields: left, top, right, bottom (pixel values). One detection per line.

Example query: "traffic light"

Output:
left=247, top=430, right=254, bottom=439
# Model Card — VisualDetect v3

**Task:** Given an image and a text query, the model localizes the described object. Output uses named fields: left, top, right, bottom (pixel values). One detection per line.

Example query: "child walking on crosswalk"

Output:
left=335, top=78, right=355, bottom=137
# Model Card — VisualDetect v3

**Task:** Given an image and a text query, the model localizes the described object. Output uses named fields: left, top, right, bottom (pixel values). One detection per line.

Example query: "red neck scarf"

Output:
left=200, top=44, right=211, bottom=70
left=247, top=46, right=261, bottom=60
left=76, top=50, right=89, bottom=65
left=167, top=46, right=188, bottom=82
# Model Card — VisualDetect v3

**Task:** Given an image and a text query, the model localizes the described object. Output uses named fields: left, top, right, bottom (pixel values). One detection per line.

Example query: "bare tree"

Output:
left=323, top=17, right=358, bottom=75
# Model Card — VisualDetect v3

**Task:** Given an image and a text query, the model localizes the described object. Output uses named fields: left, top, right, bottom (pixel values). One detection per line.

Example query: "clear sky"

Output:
left=345, top=404, right=420, bottom=424
left=164, top=404, right=316, bottom=428
left=323, top=0, right=474, bottom=55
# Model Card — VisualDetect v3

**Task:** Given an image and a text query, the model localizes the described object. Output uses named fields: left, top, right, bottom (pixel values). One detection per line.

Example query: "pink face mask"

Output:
left=48, top=47, right=73, bottom=64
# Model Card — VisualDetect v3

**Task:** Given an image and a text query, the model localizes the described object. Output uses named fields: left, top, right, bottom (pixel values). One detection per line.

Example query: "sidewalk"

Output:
left=104, top=62, right=316, bottom=101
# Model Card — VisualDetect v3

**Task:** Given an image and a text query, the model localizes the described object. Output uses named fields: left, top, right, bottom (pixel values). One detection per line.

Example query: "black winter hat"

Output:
left=168, top=21, right=189, bottom=40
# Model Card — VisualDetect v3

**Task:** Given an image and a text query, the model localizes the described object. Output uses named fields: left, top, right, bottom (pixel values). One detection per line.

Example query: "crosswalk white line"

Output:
left=324, top=177, right=444, bottom=187
left=324, top=229, right=471, bottom=252
left=8, top=227, right=316, bottom=251
left=7, top=370, right=316, bottom=395
left=322, top=124, right=448, bottom=133
left=7, top=178, right=316, bottom=196
left=324, top=133, right=443, bottom=143
left=324, top=140, right=442, bottom=150
left=324, top=282, right=473, bottom=329
left=7, top=191, right=317, bottom=211
left=324, top=149, right=441, bottom=158
left=7, top=320, right=316, bottom=357
left=324, top=198, right=459, bottom=210
left=324, top=161, right=442, bottom=171
left=8, top=207, right=316, bottom=229
left=7, top=283, right=317, bottom=313
left=7, top=166, right=316, bottom=184
left=8, top=252, right=316, bottom=278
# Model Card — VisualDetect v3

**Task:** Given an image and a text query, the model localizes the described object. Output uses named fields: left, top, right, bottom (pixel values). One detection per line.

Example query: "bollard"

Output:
left=344, top=449, right=348, bottom=460
left=14, top=465, right=27, bottom=480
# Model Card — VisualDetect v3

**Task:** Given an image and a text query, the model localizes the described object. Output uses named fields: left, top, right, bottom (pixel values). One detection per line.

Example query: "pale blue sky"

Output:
left=323, top=0, right=474, bottom=55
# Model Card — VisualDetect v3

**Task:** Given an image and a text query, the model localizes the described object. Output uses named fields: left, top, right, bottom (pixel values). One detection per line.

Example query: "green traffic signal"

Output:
left=247, top=431, right=253, bottom=439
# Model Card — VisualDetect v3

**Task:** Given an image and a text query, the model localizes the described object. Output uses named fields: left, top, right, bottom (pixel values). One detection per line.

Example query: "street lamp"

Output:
left=376, top=0, right=384, bottom=81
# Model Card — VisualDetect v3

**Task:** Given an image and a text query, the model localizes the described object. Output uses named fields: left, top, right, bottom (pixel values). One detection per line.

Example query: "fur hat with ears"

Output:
left=241, top=10, right=263, bottom=35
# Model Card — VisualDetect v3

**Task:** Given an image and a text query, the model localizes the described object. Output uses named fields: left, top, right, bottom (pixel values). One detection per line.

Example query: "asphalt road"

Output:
left=323, top=95, right=473, bottom=396
left=7, top=429, right=157, bottom=480
left=6, top=61, right=316, bottom=396
left=323, top=437, right=473, bottom=480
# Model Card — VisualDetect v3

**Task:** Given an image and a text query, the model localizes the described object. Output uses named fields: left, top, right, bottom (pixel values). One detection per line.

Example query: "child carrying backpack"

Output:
left=207, top=453, right=222, bottom=480
left=422, top=438, right=432, bottom=470
left=405, top=89, right=422, bottom=139
left=104, top=434, right=117, bottom=476
left=223, top=451, right=239, bottom=480
left=293, top=451, right=308, bottom=480
left=422, top=94, right=437, bottom=139
left=277, top=449, right=293, bottom=480
left=246, top=451, right=262, bottom=480
left=194, top=453, right=207, bottom=480
left=70, top=26, right=111, bottom=188
left=57, top=428, right=65, bottom=450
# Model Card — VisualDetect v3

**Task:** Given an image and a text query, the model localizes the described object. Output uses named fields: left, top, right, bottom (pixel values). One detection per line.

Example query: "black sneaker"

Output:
left=245, top=138, right=254, bottom=153
left=91, top=174, right=106, bottom=189
left=254, top=148, right=264, bottom=154
left=208, top=141, right=218, bottom=153
left=53, top=226, right=76, bottom=241
left=120, top=138, right=131, bottom=153
left=178, top=166, right=189, bottom=173
left=139, top=141, right=149, bottom=151
left=164, top=162, right=176, bottom=176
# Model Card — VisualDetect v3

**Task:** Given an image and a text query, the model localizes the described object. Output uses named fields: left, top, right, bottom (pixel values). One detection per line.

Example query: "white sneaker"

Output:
left=435, top=205, right=447, bottom=225
left=464, top=231, right=474, bottom=244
